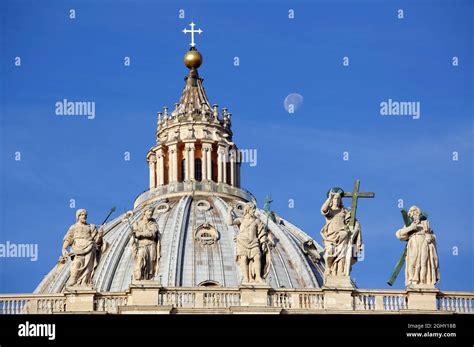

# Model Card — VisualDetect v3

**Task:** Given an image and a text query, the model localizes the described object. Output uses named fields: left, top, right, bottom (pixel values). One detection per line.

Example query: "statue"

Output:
left=320, top=189, right=362, bottom=279
left=227, top=202, right=271, bottom=284
left=62, top=208, right=105, bottom=287
left=395, top=206, right=440, bottom=288
left=130, top=207, right=161, bottom=281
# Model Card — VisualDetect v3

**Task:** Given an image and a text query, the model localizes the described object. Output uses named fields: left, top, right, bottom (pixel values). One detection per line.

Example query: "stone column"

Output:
left=157, top=148, right=164, bottom=186
left=168, top=144, right=178, bottom=183
left=218, top=144, right=228, bottom=184
left=168, top=149, right=173, bottom=184
left=236, top=162, right=241, bottom=188
left=223, top=147, right=228, bottom=184
left=230, top=148, right=236, bottom=186
left=206, top=145, right=212, bottom=181
left=182, top=148, right=188, bottom=181
left=201, top=145, right=208, bottom=181
left=217, top=146, right=224, bottom=183
left=148, top=153, right=157, bottom=189
left=201, top=142, right=212, bottom=182
left=187, top=143, right=195, bottom=181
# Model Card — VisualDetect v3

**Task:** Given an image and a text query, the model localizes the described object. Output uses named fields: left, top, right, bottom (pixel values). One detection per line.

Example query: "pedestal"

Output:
left=128, top=280, right=162, bottom=306
left=239, top=283, right=271, bottom=307
left=323, top=275, right=354, bottom=289
left=64, top=286, right=96, bottom=312
left=406, top=286, right=439, bottom=311
left=323, top=288, right=354, bottom=311
left=323, top=275, right=355, bottom=311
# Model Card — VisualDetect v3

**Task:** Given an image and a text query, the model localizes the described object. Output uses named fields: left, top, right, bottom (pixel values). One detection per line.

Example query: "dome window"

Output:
left=234, top=202, right=246, bottom=216
left=195, top=199, right=211, bottom=211
left=195, top=158, right=202, bottom=181
left=156, top=202, right=170, bottom=213
left=198, top=280, right=221, bottom=287
left=194, top=223, right=219, bottom=245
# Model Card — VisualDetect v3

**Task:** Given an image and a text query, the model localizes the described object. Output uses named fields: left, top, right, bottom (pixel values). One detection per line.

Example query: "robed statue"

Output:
left=62, top=208, right=105, bottom=287
left=227, top=202, right=271, bottom=284
left=395, top=205, right=440, bottom=288
left=130, top=207, right=161, bottom=281
left=320, top=190, right=362, bottom=278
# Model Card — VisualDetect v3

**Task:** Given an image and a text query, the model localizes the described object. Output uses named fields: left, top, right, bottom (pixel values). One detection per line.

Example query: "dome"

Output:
left=34, top=45, right=326, bottom=294
left=35, top=191, right=325, bottom=293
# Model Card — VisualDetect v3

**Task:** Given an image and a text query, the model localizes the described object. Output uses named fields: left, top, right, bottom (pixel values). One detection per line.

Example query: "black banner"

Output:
left=0, top=314, right=472, bottom=345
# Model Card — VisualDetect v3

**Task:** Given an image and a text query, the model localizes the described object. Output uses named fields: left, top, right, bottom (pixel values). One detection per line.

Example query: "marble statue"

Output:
left=62, top=209, right=105, bottom=287
left=320, top=191, right=362, bottom=279
left=131, top=207, right=161, bottom=281
left=227, top=202, right=271, bottom=284
left=395, top=205, right=440, bottom=288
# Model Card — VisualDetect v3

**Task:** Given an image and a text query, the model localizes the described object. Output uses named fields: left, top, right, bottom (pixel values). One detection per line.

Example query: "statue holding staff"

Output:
left=62, top=209, right=106, bottom=287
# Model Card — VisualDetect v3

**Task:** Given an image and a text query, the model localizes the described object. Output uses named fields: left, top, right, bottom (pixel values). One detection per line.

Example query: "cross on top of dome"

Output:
left=182, top=22, right=203, bottom=48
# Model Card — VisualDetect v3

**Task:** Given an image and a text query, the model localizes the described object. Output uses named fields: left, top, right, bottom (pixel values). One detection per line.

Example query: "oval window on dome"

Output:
left=198, top=280, right=221, bottom=287
left=194, top=223, right=218, bottom=246
left=234, top=202, right=246, bottom=216
left=195, top=199, right=211, bottom=211
left=156, top=202, right=170, bottom=213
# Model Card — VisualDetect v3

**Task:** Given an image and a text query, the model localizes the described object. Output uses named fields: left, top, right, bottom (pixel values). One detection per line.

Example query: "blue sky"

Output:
left=1, top=0, right=472, bottom=293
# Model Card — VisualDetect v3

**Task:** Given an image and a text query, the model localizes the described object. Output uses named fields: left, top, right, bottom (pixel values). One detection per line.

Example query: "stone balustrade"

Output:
left=159, top=290, right=196, bottom=308
left=157, top=287, right=241, bottom=309
left=0, top=293, right=66, bottom=314
left=0, top=287, right=472, bottom=314
left=437, top=291, right=474, bottom=314
left=95, top=293, right=128, bottom=314
left=353, top=289, right=408, bottom=311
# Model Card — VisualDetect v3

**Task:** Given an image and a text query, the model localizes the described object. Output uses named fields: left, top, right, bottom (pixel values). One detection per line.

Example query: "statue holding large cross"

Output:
left=392, top=206, right=440, bottom=289
left=320, top=179, right=374, bottom=287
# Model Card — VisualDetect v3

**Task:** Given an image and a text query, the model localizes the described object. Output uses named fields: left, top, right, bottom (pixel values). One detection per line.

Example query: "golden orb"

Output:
left=184, top=49, right=203, bottom=69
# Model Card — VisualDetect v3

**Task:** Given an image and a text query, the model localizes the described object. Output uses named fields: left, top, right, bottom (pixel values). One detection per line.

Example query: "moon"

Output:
left=284, top=93, right=304, bottom=113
